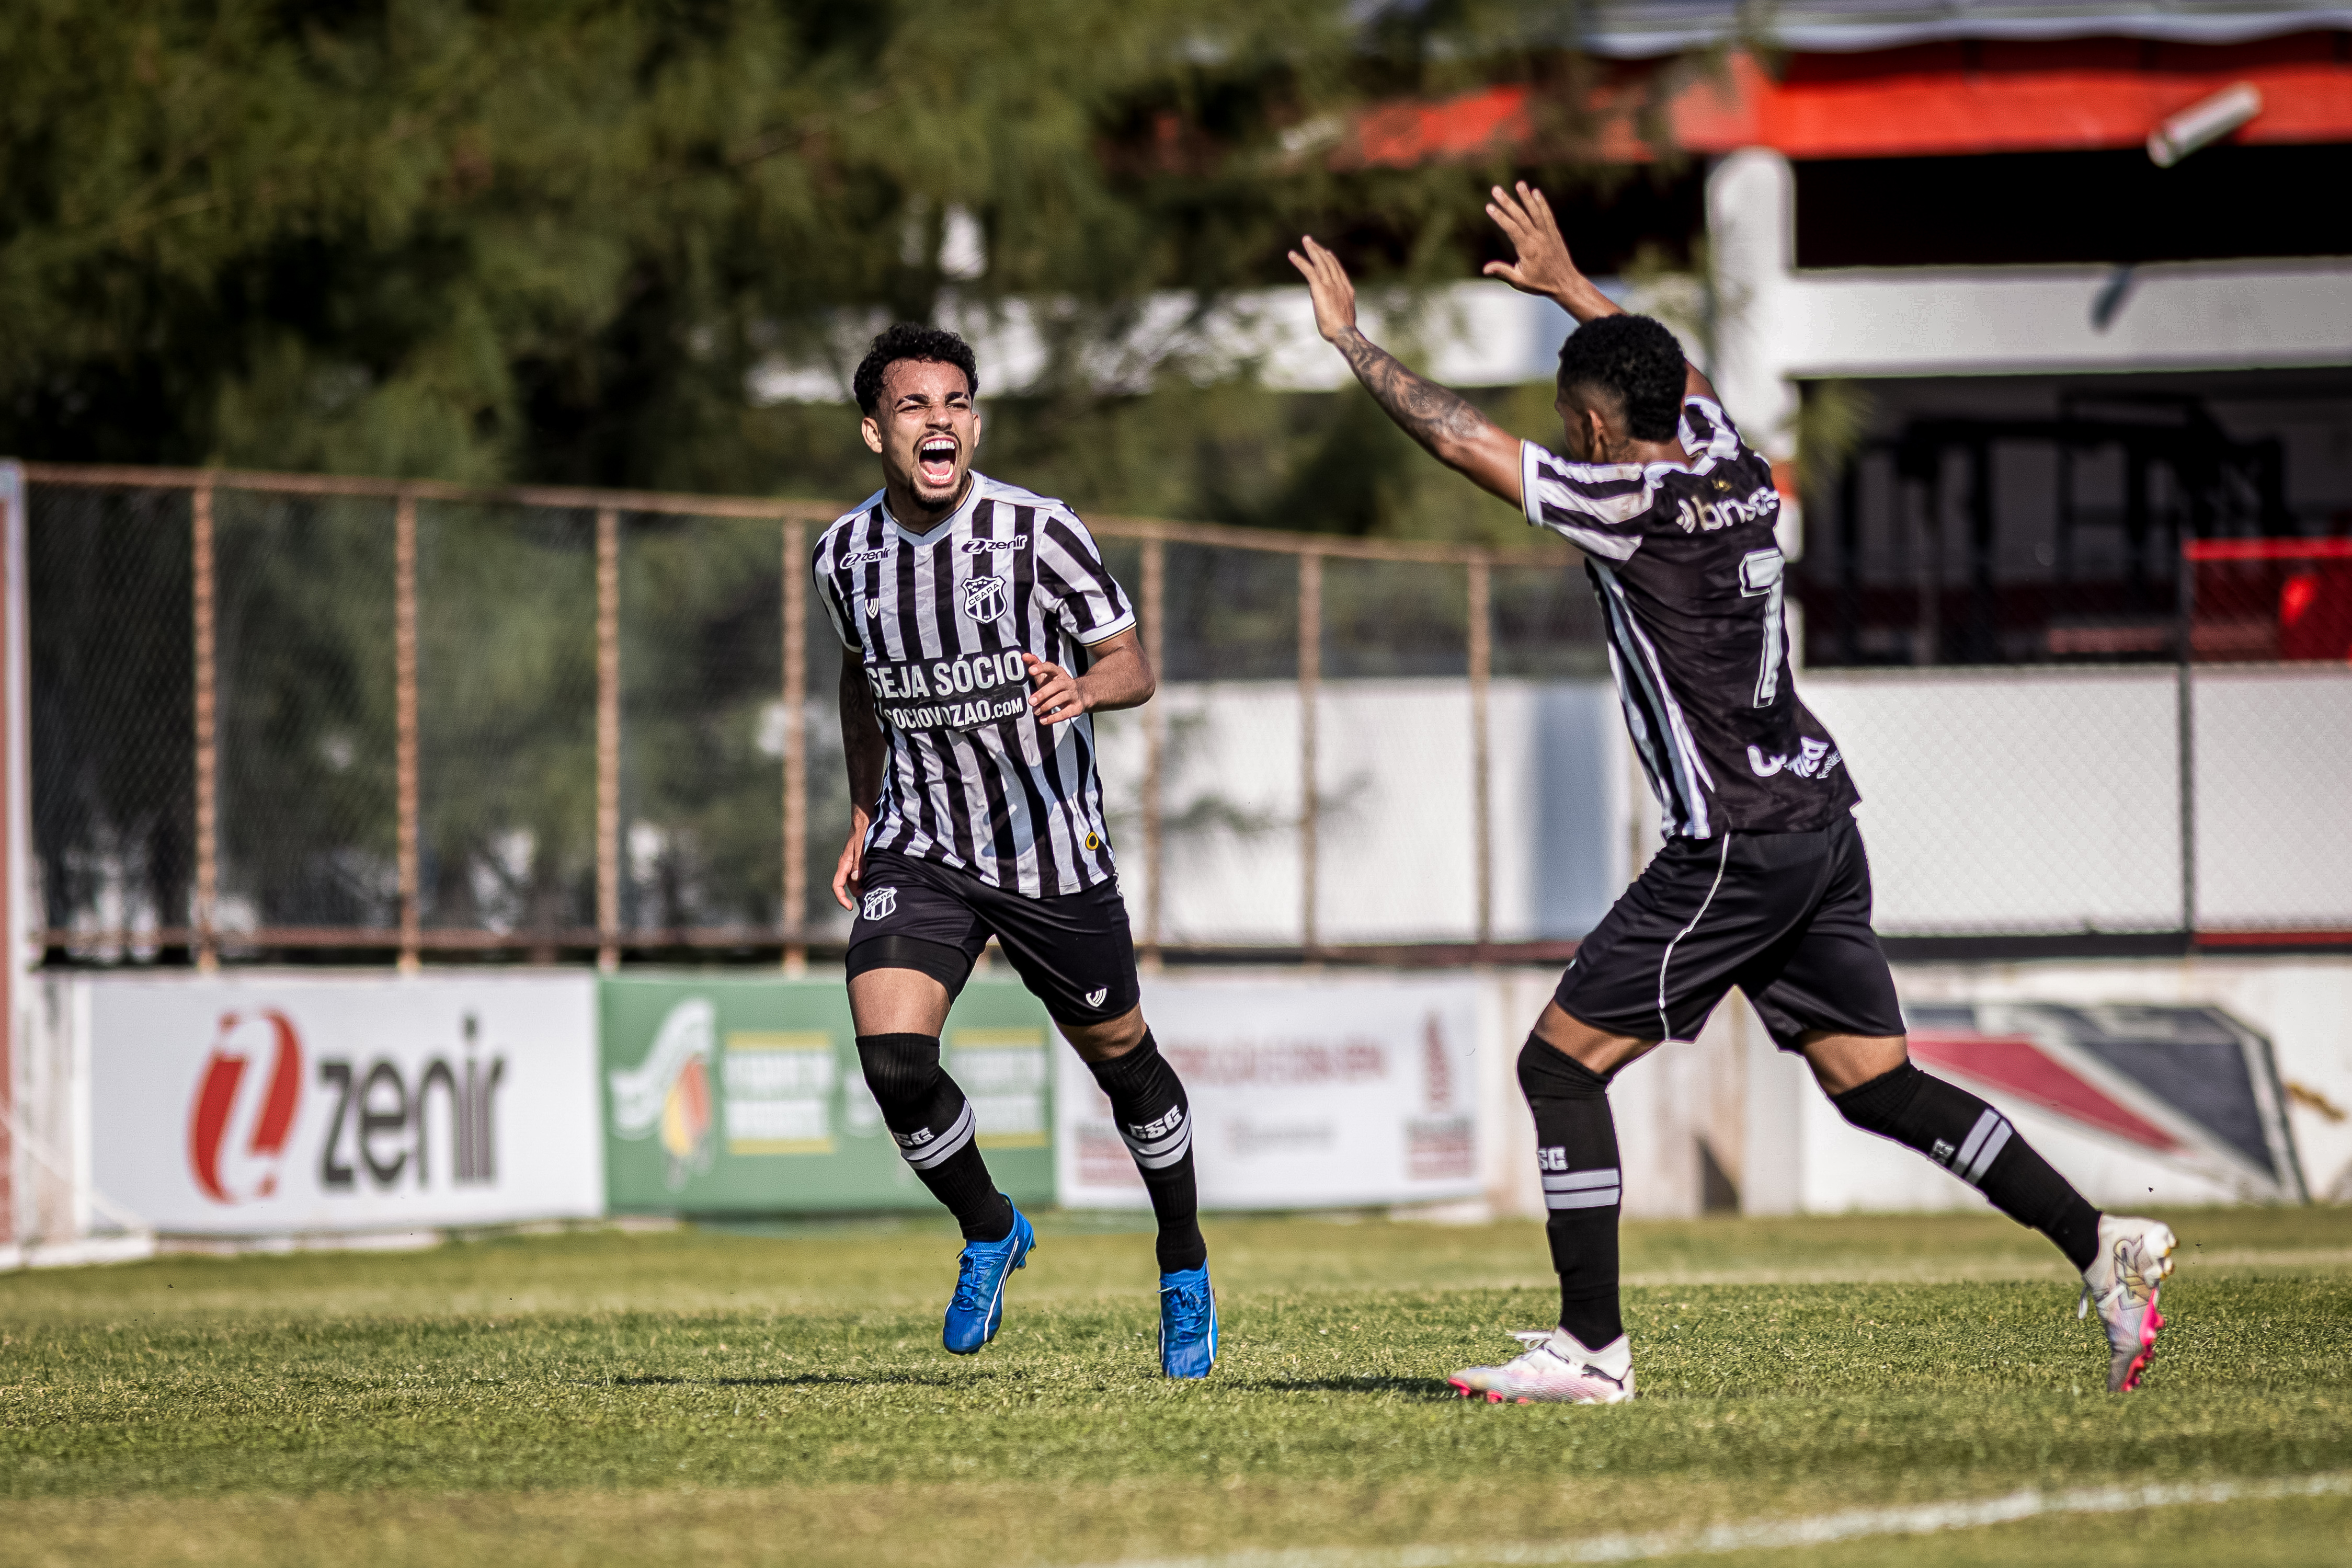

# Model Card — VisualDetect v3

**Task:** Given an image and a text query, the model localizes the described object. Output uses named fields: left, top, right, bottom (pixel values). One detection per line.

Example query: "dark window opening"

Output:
left=1795, top=145, right=2352, bottom=269
left=1796, top=370, right=2352, bottom=667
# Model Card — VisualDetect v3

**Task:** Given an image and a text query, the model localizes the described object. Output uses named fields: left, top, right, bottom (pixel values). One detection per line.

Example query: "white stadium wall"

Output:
left=1097, top=667, right=2352, bottom=948
left=2191, top=668, right=2352, bottom=931
left=1092, top=678, right=1643, bottom=947
left=1705, top=146, right=2352, bottom=462
left=1798, top=668, right=2188, bottom=935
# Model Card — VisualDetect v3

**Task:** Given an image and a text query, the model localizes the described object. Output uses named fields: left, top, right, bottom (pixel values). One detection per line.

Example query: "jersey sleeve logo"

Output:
left=962, top=575, right=1010, bottom=622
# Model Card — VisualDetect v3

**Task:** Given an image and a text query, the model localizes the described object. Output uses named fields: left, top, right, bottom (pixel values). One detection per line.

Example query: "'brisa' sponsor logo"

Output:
left=1674, top=483, right=1779, bottom=534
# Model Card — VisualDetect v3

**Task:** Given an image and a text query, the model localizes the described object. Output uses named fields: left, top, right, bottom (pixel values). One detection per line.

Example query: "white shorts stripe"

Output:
left=1655, top=834, right=1732, bottom=1043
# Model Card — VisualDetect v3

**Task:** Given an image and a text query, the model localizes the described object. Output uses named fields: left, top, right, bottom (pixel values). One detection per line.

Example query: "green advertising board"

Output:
left=600, top=973, right=1056, bottom=1213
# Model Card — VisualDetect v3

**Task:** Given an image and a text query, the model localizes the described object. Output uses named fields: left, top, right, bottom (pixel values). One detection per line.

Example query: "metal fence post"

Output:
left=596, top=507, right=621, bottom=972
left=783, top=520, right=809, bottom=975
left=1468, top=556, right=1493, bottom=950
left=191, top=478, right=219, bottom=971
left=1140, top=535, right=1166, bottom=971
left=1298, top=549, right=1321, bottom=957
left=394, top=490, right=421, bottom=973
left=2177, top=540, right=2198, bottom=938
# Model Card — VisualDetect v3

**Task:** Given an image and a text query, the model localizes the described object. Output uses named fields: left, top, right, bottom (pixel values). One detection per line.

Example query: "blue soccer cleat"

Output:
left=943, top=1205, right=1034, bottom=1355
left=1158, top=1263, right=1217, bottom=1379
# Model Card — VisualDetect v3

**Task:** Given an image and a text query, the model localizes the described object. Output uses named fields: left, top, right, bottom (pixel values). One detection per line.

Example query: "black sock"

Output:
left=1087, top=1031, right=1207, bottom=1274
left=856, top=1033, right=1014, bottom=1243
left=1832, top=1062, right=2102, bottom=1271
left=1518, top=1035, right=1624, bottom=1347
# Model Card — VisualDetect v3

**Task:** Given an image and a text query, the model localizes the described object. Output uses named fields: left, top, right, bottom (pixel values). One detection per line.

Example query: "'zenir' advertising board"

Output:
left=87, top=973, right=602, bottom=1234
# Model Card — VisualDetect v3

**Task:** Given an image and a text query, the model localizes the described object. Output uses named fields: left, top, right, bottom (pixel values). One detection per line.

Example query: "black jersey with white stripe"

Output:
left=1520, top=395, right=1858, bottom=839
left=814, top=472, right=1136, bottom=896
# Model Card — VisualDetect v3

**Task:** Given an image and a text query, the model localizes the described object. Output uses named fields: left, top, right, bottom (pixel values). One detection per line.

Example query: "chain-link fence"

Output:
left=2186, top=540, right=2352, bottom=936
left=1803, top=536, right=2352, bottom=943
left=26, top=464, right=1623, bottom=966
left=22, top=464, right=2349, bottom=964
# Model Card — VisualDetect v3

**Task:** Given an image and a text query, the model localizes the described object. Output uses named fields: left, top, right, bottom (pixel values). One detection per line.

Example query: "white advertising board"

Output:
left=1058, top=974, right=1481, bottom=1210
left=88, top=972, right=603, bottom=1235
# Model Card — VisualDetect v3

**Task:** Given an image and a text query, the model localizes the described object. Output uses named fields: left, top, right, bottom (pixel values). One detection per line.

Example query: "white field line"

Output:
left=1072, top=1472, right=2352, bottom=1568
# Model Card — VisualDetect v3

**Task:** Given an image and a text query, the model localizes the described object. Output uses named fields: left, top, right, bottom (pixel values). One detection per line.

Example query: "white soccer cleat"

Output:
left=2079, top=1214, right=2177, bottom=1393
left=1448, top=1328, right=1635, bottom=1405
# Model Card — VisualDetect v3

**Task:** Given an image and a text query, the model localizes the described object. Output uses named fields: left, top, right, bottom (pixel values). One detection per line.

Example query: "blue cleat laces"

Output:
left=943, top=1205, right=1034, bottom=1355
left=1158, top=1263, right=1217, bottom=1379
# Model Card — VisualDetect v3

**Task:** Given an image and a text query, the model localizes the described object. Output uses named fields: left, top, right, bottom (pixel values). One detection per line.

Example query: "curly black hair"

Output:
left=1555, top=314, right=1685, bottom=442
left=852, top=322, right=979, bottom=415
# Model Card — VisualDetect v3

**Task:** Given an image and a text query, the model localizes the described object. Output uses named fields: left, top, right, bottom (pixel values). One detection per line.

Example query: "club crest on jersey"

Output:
left=861, top=886, right=897, bottom=921
left=962, top=575, right=1009, bottom=622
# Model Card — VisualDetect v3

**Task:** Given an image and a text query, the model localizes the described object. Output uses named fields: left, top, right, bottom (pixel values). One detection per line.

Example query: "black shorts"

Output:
left=1555, top=812, right=1904, bottom=1051
left=844, top=849, right=1140, bottom=1026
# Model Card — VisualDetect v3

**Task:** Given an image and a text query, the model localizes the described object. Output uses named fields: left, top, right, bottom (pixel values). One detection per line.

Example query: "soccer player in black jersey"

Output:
left=817, top=323, right=1214, bottom=1377
left=1290, top=186, right=2175, bottom=1401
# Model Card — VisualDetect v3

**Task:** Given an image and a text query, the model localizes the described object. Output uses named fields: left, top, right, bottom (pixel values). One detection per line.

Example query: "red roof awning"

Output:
left=1341, top=35, right=2352, bottom=164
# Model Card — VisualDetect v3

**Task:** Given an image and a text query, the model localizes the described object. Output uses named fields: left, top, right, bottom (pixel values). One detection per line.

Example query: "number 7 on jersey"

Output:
left=1739, top=547, right=1786, bottom=707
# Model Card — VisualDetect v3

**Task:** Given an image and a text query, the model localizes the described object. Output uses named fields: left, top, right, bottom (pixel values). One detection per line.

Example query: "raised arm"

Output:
left=1482, top=181, right=1715, bottom=403
left=1287, top=238, right=1524, bottom=507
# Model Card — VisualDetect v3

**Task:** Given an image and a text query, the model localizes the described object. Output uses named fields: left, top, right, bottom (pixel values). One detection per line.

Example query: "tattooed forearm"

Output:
left=1335, top=329, right=1491, bottom=458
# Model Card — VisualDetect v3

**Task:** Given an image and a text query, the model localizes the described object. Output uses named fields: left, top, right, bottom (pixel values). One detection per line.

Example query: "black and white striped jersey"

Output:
left=814, top=472, right=1136, bottom=896
left=1521, top=395, right=1858, bottom=839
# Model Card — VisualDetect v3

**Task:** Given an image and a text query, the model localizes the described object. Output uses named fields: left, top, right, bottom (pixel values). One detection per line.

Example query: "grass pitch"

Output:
left=3, top=1207, right=2349, bottom=1566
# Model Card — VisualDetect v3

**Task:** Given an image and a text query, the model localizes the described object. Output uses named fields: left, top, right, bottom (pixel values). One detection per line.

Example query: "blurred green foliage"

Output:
left=11, top=2, right=1672, bottom=945
left=1, top=0, right=1593, bottom=527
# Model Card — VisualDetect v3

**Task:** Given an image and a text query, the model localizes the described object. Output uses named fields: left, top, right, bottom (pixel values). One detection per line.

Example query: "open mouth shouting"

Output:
left=915, top=434, right=960, bottom=491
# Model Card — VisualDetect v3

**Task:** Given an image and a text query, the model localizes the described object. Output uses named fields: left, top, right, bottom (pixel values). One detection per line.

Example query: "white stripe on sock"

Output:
left=1953, top=1108, right=2002, bottom=1174
left=899, top=1102, right=976, bottom=1171
left=1125, top=1126, right=1193, bottom=1170
left=1545, top=1188, right=1620, bottom=1210
left=1965, top=1119, right=2013, bottom=1185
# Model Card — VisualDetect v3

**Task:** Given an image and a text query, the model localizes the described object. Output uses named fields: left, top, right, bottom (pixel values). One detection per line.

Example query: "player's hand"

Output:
left=832, top=807, right=872, bottom=911
left=1023, top=654, right=1089, bottom=724
left=1286, top=236, right=1358, bottom=344
left=1482, top=181, right=1585, bottom=302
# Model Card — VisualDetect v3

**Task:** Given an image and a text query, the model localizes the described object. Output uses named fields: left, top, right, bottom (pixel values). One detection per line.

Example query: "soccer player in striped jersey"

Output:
left=816, top=323, right=1214, bottom=1378
left=1289, top=186, right=2175, bottom=1403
